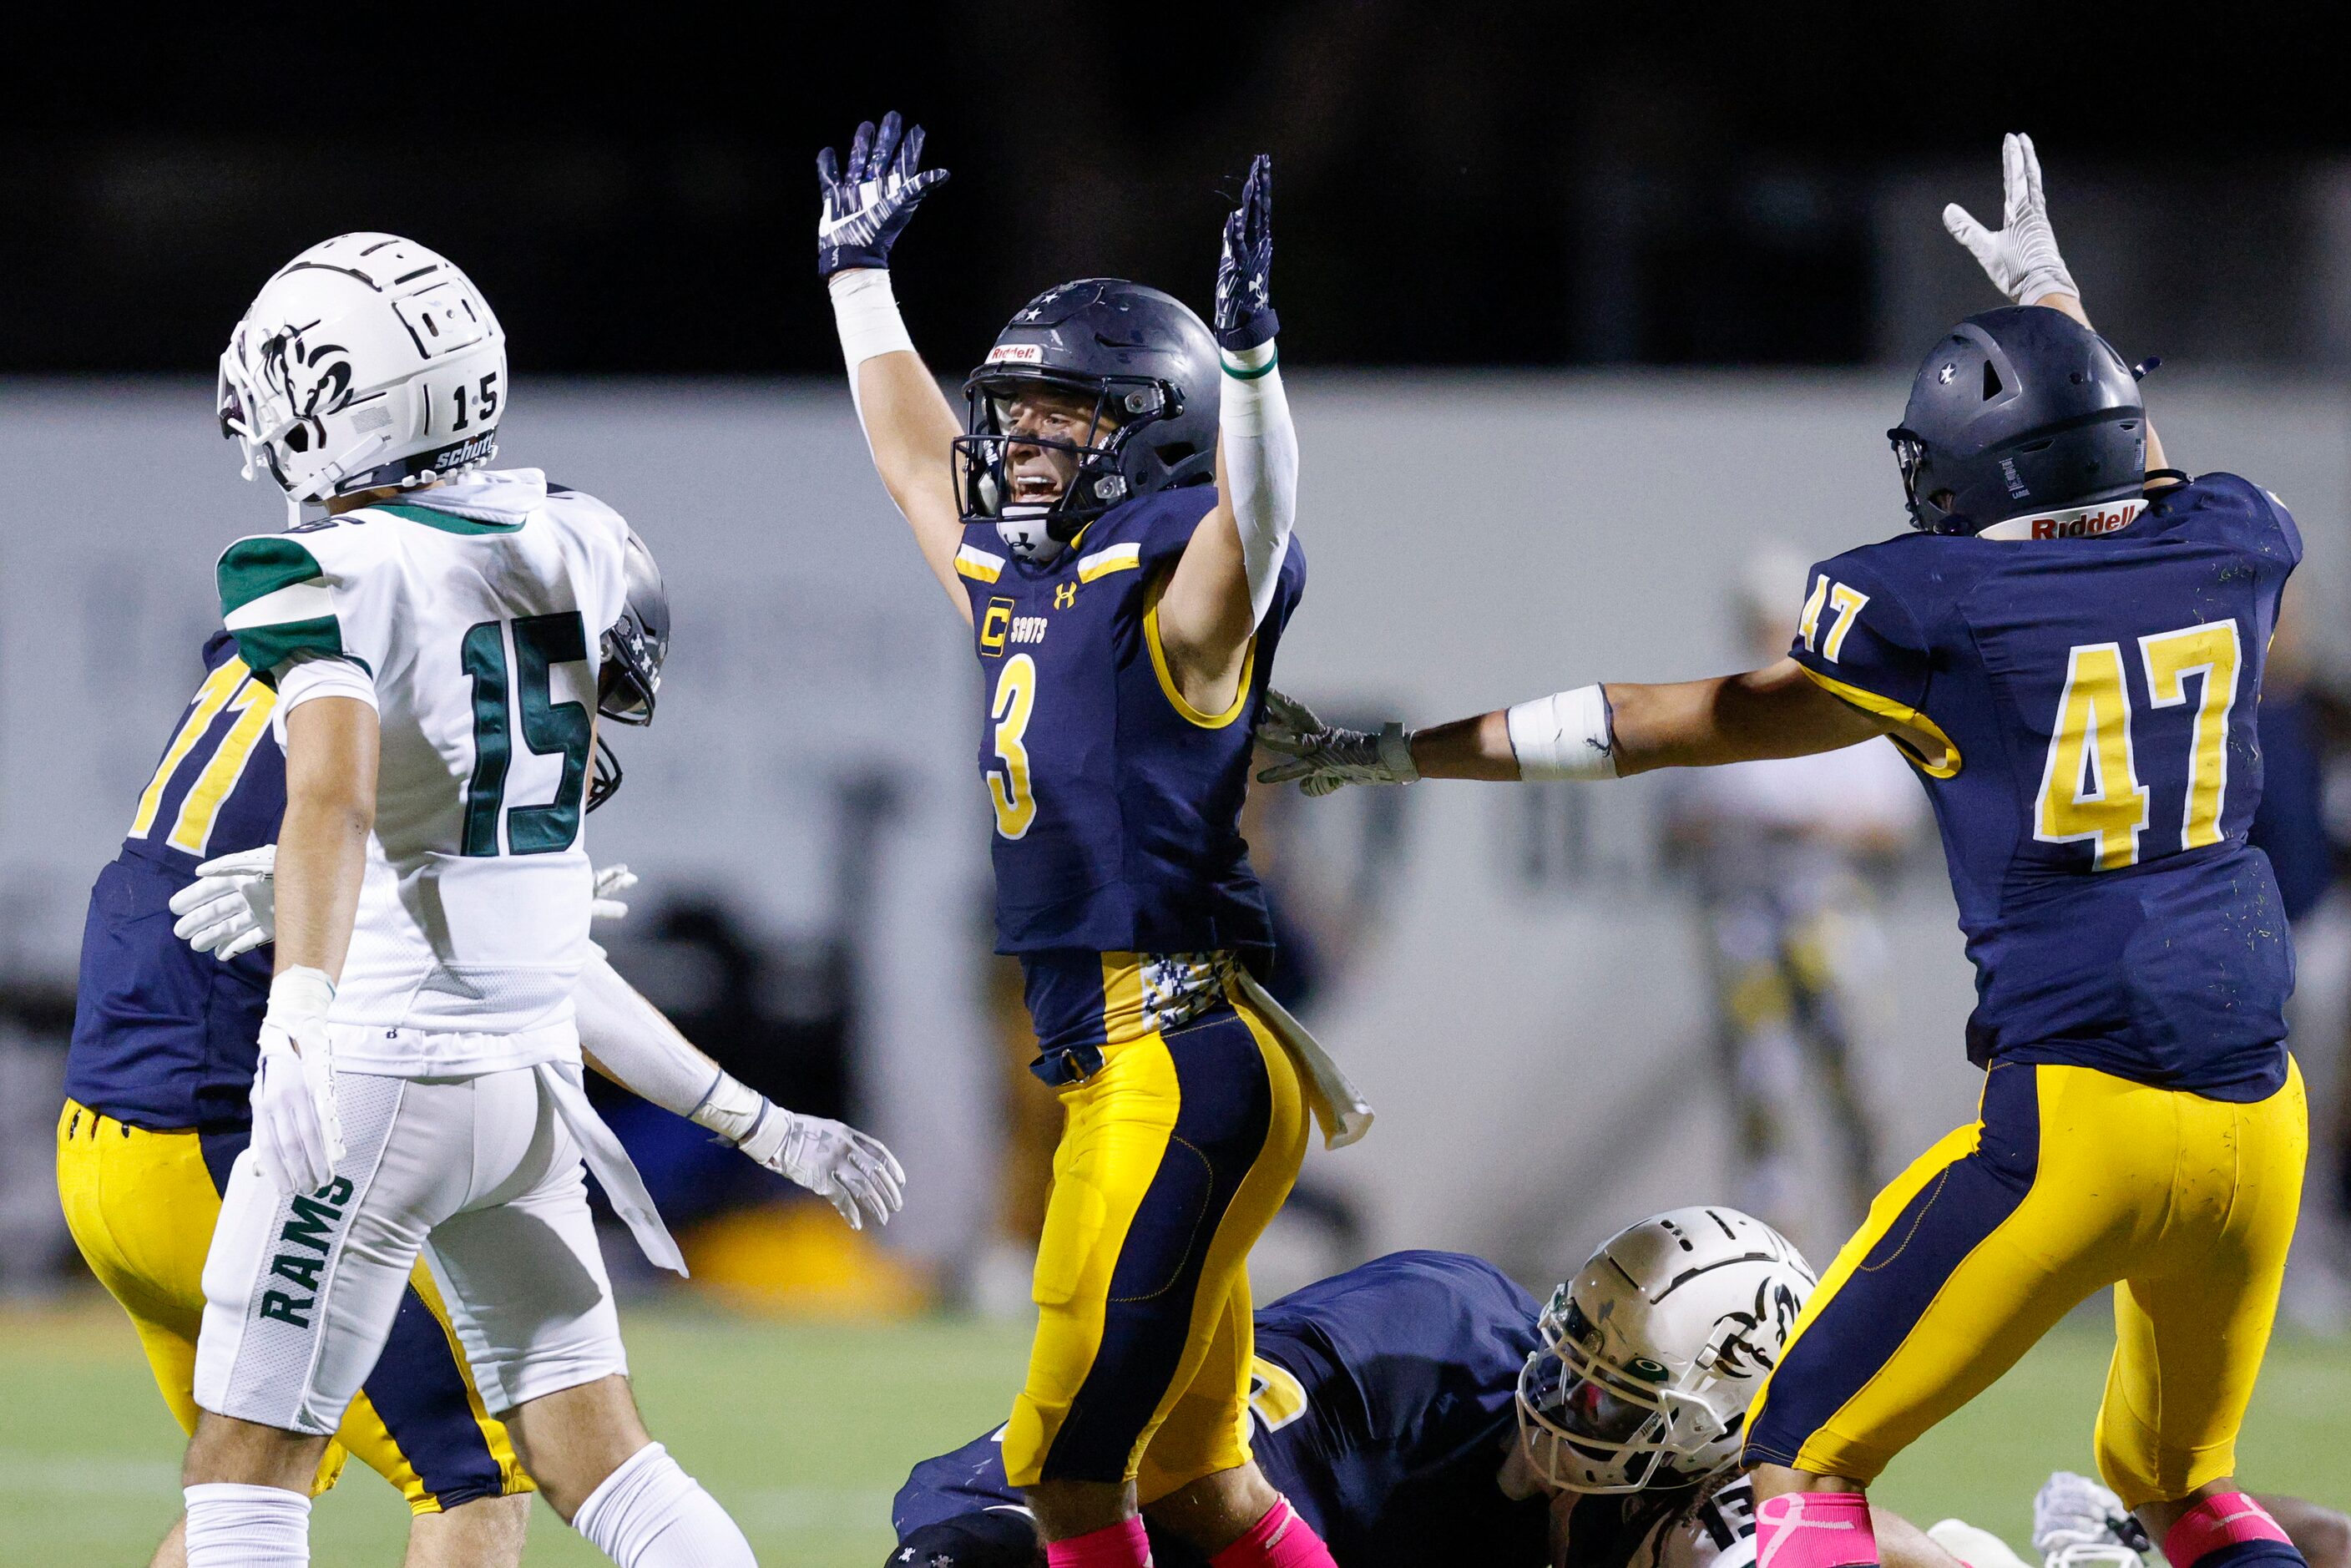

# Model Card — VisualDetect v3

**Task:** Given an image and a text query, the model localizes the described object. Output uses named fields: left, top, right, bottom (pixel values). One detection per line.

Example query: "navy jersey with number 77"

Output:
left=1788, top=473, right=2299, bottom=1099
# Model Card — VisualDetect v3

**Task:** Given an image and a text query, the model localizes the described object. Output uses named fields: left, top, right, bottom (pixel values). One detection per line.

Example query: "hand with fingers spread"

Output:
left=1255, top=690, right=1418, bottom=797
left=1216, top=153, right=1280, bottom=353
left=817, top=110, right=950, bottom=277
left=590, top=862, right=639, bottom=923
left=737, top=1107, right=908, bottom=1231
left=1944, top=132, right=2078, bottom=306
left=170, top=844, right=276, bottom=959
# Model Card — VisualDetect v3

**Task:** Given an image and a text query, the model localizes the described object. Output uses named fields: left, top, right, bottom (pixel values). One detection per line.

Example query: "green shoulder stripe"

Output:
left=374, top=502, right=523, bottom=535
left=217, top=534, right=356, bottom=684
left=217, top=536, right=326, bottom=618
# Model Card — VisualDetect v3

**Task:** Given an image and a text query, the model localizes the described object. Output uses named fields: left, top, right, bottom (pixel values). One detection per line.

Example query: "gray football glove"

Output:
left=2034, top=1471, right=2151, bottom=1568
left=1255, top=689, right=1417, bottom=797
left=737, top=1106, right=907, bottom=1232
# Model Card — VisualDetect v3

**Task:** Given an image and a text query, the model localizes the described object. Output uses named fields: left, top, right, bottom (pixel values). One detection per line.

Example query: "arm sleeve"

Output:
left=574, top=953, right=728, bottom=1120
left=1786, top=551, right=1957, bottom=777
left=1219, top=342, right=1297, bottom=630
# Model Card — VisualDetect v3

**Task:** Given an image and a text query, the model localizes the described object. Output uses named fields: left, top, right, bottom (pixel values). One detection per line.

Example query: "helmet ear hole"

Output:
left=1981, top=362, right=2004, bottom=399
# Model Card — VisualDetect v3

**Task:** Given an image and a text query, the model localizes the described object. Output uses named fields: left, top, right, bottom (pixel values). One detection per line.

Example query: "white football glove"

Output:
left=1253, top=690, right=1418, bottom=797
left=2034, top=1471, right=2151, bottom=1568
left=250, top=967, right=344, bottom=1196
left=170, top=845, right=276, bottom=959
left=737, top=1105, right=907, bottom=1232
left=1944, top=132, right=2079, bottom=307
left=591, top=863, right=639, bottom=922
left=1930, top=1518, right=2036, bottom=1568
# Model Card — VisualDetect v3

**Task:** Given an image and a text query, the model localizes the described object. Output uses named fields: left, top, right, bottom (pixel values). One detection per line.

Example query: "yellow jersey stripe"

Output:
left=1795, top=663, right=1962, bottom=778
left=1077, top=544, right=1142, bottom=583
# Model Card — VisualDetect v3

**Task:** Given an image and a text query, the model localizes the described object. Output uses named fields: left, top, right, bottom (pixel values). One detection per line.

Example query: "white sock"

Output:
left=184, top=1482, right=310, bottom=1567
left=573, top=1442, right=756, bottom=1567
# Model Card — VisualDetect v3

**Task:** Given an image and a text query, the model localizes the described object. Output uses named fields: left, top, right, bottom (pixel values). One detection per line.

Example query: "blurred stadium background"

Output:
left=6, top=9, right=2351, bottom=1564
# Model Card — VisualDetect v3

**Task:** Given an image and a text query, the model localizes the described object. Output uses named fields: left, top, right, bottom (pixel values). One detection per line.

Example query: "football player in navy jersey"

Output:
left=891, top=1210, right=2268, bottom=1568
left=1259, top=134, right=2312, bottom=1568
left=819, top=115, right=1365, bottom=1568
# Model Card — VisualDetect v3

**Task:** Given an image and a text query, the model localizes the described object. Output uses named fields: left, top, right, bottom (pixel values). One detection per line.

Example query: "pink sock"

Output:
left=2165, top=1495, right=2294, bottom=1568
left=1757, top=1492, right=1879, bottom=1568
left=1210, top=1498, right=1339, bottom=1568
left=1047, top=1516, right=1152, bottom=1568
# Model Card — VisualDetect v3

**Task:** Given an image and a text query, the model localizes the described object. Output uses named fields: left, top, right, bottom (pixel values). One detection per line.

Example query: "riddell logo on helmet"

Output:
left=1979, top=498, right=2147, bottom=541
left=987, top=344, right=1044, bottom=364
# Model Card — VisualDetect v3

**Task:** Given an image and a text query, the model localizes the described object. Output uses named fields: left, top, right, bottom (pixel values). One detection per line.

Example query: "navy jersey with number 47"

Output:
left=66, top=632, right=284, bottom=1130
left=889, top=1251, right=1548, bottom=1568
left=1789, top=474, right=2299, bottom=1098
left=954, top=488, right=1305, bottom=974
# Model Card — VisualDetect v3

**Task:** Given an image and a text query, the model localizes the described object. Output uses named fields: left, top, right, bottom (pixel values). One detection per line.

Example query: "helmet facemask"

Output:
left=588, top=530, right=670, bottom=812
left=1515, top=1291, right=1732, bottom=1495
left=954, top=369, right=1184, bottom=562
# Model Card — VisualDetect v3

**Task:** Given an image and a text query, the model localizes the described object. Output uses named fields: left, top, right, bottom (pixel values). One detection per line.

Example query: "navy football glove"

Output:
left=1215, top=153, right=1280, bottom=352
left=816, top=110, right=948, bottom=277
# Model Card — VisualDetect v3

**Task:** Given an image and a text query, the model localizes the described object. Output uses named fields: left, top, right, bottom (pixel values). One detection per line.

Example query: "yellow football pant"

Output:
left=1743, top=1060, right=2305, bottom=1507
left=1004, top=982, right=1308, bottom=1493
left=55, top=1100, right=530, bottom=1513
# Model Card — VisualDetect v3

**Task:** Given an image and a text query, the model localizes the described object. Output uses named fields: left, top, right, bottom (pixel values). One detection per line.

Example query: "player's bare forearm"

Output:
left=2263, top=1495, right=2351, bottom=1568
left=852, top=339, right=973, bottom=620
left=1154, top=438, right=1260, bottom=709
left=273, top=695, right=378, bottom=984
left=1405, top=660, right=1891, bottom=781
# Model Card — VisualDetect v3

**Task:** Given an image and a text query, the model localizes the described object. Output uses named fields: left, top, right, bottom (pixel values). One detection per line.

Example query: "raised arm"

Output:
left=1154, top=154, right=1296, bottom=711
left=817, top=112, right=970, bottom=620
left=1943, top=132, right=2171, bottom=478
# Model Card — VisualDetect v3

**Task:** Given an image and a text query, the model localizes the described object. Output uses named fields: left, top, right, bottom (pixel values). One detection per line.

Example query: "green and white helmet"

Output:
left=1517, top=1206, right=1815, bottom=1494
left=219, top=233, right=505, bottom=519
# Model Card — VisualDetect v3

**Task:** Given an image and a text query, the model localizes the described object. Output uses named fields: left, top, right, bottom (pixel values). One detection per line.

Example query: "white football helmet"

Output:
left=219, top=233, right=505, bottom=519
left=1517, top=1206, right=1816, bottom=1494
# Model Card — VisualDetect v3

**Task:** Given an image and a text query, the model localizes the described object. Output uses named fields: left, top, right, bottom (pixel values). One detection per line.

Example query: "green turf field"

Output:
left=2, top=1293, right=2342, bottom=1565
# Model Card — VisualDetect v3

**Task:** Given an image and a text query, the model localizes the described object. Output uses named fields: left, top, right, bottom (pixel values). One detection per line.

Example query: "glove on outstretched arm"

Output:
left=576, top=955, right=906, bottom=1231
left=816, top=109, right=948, bottom=279
left=1214, top=153, right=1298, bottom=631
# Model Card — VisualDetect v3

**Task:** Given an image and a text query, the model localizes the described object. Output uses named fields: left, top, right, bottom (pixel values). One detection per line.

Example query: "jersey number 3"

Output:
left=988, top=654, right=1039, bottom=840
left=461, top=613, right=593, bottom=857
left=2036, top=621, right=2242, bottom=871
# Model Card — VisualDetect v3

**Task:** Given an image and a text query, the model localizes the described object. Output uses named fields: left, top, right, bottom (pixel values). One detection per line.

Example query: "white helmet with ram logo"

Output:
left=1517, top=1206, right=1815, bottom=1494
left=219, top=233, right=505, bottom=519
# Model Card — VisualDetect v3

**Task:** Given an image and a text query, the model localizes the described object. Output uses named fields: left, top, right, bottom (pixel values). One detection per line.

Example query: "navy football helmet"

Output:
left=955, top=279, right=1219, bottom=558
left=589, top=527, right=669, bottom=812
left=1888, top=306, right=2146, bottom=535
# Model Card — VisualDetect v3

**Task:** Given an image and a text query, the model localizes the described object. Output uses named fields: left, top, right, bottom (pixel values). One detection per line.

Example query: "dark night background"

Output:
left=2, top=6, right=2343, bottom=376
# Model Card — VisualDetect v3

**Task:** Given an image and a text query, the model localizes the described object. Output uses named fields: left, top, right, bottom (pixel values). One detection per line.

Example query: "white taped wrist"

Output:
left=829, top=269, right=915, bottom=368
left=265, top=965, right=336, bottom=1028
left=1506, top=685, right=1618, bottom=780
left=690, top=1073, right=767, bottom=1145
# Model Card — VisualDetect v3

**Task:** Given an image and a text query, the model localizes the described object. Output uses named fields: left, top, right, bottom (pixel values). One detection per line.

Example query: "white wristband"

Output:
left=690, top=1073, right=767, bottom=1145
left=829, top=268, right=915, bottom=369
left=1505, top=685, right=1618, bottom=781
left=265, top=965, right=336, bottom=1029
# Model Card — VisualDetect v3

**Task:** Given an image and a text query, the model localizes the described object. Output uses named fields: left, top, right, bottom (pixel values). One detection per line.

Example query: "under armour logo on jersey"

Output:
left=1055, top=582, right=1078, bottom=609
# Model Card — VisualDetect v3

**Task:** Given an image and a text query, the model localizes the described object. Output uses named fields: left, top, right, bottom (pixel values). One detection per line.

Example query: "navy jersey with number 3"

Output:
left=1789, top=474, right=2298, bottom=1097
left=954, top=487, right=1305, bottom=973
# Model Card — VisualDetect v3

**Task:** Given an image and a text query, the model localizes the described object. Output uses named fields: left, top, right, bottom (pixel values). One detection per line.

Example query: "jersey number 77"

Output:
left=2035, top=620, right=2241, bottom=872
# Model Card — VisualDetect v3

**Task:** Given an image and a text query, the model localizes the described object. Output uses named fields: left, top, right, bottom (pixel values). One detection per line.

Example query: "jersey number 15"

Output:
left=2036, top=620, right=2242, bottom=872
left=460, top=612, right=593, bottom=856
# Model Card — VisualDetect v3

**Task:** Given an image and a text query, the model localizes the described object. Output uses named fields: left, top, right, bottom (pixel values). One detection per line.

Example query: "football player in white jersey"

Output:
left=178, top=234, right=902, bottom=1568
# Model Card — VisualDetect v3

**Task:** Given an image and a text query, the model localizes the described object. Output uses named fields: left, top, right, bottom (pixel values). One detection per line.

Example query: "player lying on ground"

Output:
left=822, top=114, right=1365, bottom=1568
left=167, top=233, right=900, bottom=1568
left=1259, top=133, right=2312, bottom=1568
left=891, top=1208, right=2351, bottom=1568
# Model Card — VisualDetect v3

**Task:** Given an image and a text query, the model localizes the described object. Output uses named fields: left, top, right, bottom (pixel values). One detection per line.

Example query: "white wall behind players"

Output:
left=3, top=375, right=2342, bottom=1279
